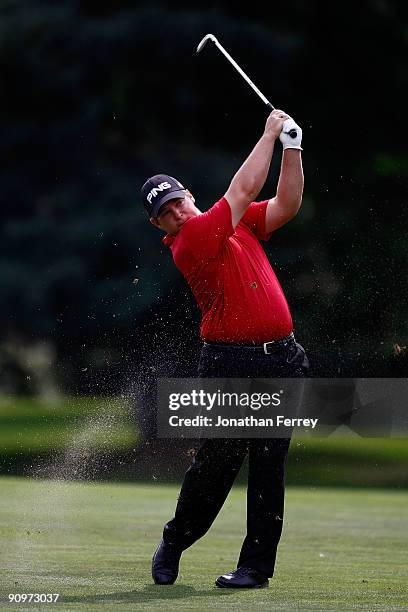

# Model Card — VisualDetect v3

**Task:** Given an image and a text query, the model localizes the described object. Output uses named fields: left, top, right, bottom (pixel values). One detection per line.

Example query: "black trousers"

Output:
left=162, top=335, right=308, bottom=578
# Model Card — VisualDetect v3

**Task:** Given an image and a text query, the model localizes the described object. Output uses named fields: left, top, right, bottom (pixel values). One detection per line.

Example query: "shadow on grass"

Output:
left=62, top=584, right=236, bottom=604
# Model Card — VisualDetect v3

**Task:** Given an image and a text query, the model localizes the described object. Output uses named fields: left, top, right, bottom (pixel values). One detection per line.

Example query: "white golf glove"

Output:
left=279, top=118, right=303, bottom=150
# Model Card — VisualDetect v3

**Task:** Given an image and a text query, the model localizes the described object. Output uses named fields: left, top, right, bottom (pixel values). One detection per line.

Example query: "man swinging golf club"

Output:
left=141, top=107, right=309, bottom=589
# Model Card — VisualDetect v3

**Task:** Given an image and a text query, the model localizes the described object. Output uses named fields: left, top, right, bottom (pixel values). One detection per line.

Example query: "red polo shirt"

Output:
left=162, top=196, right=293, bottom=343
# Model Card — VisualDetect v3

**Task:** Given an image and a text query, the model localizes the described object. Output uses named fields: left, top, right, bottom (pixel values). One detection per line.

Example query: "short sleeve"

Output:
left=240, top=200, right=272, bottom=241
left=179, top=197, right=234, bottom=259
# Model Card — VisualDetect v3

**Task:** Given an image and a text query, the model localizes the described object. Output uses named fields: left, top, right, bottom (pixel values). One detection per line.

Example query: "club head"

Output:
left=196, top=33, right=218, bottom=54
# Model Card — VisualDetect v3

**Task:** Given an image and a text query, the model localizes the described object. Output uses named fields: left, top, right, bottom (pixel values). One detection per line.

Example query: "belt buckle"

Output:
left=263, top=341, right=275, bottom=355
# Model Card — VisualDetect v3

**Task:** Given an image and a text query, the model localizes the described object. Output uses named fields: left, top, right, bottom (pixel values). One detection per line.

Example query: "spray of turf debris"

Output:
left=6, top=396, right=135, bottom=584
left=36, top=322, right=195, bottom=482
left=36, top=396, right=135, bottom=481
left=6, top=339, right=195, bottom=583
left=6, top=301, right=200, bottom=587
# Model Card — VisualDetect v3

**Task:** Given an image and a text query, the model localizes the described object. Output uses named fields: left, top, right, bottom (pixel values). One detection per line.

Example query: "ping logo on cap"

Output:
left=141, top=174, right=186, bottom=217
left=147, top=181, right=172, bottom=204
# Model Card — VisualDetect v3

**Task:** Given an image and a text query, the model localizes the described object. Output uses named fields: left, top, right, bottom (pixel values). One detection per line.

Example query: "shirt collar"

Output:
left=162, top=233, right=174, bottom=247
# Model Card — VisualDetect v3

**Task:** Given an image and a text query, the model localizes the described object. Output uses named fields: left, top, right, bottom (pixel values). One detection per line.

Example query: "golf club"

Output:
left=196, top=34, right=297, bottom=139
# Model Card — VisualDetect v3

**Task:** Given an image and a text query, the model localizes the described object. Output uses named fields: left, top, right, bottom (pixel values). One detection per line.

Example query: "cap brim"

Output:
left=151, top=189, right=187, bottom=217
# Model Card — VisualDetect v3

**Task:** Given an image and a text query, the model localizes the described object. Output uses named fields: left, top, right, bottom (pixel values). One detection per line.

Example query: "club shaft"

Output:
left=212, top=40, right=272, bottom=107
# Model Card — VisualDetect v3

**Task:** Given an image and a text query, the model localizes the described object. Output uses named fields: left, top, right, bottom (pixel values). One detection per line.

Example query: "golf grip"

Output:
left=266, top=102, right=297, bottom=139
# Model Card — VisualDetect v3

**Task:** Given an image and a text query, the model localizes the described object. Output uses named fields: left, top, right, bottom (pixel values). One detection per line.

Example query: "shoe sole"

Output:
left=215, top=579, right=269, bottom=589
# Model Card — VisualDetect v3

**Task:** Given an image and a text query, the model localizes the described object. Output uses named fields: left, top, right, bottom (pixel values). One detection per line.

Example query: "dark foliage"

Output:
left=0, top=0, right=407, bottom=393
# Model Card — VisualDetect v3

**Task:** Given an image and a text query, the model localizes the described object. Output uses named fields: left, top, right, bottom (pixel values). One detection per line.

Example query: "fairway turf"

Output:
left=0, top=477, right=407, bottom=611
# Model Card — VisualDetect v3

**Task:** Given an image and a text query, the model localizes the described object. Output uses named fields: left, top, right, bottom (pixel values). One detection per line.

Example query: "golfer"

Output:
left=141, top=109, right=309, bottom=589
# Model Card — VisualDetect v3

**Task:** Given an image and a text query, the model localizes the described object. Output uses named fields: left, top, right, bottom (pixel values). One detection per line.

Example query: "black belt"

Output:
left=203, top=332, right=295, bottom=355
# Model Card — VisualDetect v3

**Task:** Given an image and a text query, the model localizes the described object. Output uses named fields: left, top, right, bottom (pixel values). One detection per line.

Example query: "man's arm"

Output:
left=224, top=110, right=288, bottom=228
left=265, top=149, right=304, bottom=233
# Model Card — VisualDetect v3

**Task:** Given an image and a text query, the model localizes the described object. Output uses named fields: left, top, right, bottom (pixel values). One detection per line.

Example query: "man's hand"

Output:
left=264, top=109, right=290, bottom=139
left=279, top=117, right=303, bottom=150
left=225, top=109, right=291, bottom=228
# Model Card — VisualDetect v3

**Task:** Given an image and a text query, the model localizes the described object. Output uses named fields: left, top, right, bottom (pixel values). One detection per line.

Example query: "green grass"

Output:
left=1, top=396, right=408, bottom=487
left=0, top=396, right=137, bottom=453
left=0, top=477, right=407, bottom=610
left=287, top=436, right=408, bottom=487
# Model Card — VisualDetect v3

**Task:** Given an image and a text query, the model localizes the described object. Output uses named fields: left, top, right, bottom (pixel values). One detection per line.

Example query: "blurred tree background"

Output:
left=0, top=0, right=407, bottom=400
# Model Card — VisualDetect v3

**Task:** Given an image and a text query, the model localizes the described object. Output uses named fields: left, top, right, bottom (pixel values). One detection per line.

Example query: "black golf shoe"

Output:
left=151, top=539, right=182, bottom=585
left=215, top=566, right=269, bottom=589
